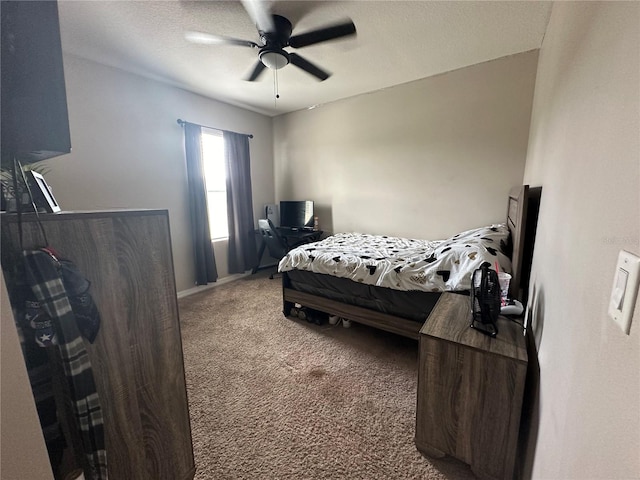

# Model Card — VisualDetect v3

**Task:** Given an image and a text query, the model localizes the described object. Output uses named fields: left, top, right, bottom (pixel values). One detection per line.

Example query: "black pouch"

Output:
left=41, top=247, right=101, bottom=343
left=60, top=260, right=101, bottom=343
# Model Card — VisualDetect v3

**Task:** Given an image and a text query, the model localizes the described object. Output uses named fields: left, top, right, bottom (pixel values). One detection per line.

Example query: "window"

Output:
left=201, top=130, right=228, bottom=240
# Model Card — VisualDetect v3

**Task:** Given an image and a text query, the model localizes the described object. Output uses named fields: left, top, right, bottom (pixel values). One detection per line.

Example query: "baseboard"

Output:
left=177, top=272, right=250, bottom=299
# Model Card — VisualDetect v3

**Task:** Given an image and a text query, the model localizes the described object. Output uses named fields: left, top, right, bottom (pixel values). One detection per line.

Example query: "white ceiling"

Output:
left=58, top=1, right=552, bottom=117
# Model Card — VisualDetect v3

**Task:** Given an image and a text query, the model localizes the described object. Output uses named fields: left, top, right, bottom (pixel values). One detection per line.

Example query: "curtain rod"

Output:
left=176, top=119, right=253, bottom=139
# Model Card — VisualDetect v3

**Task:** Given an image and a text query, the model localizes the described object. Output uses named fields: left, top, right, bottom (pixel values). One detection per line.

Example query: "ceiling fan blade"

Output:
left=241, top=0, right=274, bottom=33
left=289, top=53, right=330, bottom=81
left=245, top=61, right=267, bottom=81
left=185, top=31, right=258, bottom=48
left=289, top=20, right=356, bottom=49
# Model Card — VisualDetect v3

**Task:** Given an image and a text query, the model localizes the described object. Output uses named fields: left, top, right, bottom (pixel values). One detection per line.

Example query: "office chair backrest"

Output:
left=258, top=219, right=288, bottom=260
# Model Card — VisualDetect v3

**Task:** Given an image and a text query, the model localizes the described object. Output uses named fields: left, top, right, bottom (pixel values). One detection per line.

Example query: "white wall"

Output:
left=1, top=274, right=54, bottom=479
left=40, top=55, right=274, bottom=292
left=273, top=50, right=539, bottom=240
left=523, top=2, right=639, bottom=478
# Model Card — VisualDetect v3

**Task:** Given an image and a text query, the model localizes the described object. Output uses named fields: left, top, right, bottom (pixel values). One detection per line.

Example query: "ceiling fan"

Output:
left=185, top=1, right=356, bottom=82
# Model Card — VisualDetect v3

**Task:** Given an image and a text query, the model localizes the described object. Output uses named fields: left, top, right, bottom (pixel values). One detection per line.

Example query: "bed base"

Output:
left=283, top=285, right=424, bottom=340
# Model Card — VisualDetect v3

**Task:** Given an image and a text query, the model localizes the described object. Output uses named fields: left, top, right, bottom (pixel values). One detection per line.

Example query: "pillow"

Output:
left=445, top=224, right=511, bottom=253
left=423, top=224, right=513, bottom=291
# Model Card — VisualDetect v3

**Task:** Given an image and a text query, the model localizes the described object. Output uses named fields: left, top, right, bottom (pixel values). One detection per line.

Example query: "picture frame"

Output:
left=25, top=170, right=60, bottom=213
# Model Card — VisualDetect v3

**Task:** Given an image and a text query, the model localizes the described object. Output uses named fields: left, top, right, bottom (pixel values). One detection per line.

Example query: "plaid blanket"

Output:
left=23, top=249, right=107, bottom=479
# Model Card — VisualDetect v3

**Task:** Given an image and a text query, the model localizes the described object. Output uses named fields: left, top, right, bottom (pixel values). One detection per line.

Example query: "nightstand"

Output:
left=415, top=292, right=527, bottom=480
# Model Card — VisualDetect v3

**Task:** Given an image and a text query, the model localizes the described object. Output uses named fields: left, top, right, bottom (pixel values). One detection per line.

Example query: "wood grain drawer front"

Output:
left=416, top=293, right=527, bottom=480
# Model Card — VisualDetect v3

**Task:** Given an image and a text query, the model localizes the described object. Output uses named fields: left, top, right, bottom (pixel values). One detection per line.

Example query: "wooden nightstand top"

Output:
left=420, top=292, right=527, bottom=363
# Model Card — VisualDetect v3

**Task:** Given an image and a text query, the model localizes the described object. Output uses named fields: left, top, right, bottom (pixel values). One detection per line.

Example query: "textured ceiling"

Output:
left=58, top=1, right=552, bottom=117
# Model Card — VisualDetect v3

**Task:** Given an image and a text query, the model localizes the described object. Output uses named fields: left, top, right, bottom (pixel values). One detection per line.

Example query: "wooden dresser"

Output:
left=1, top=210, right=195, bottom=480
left=415, top=292, right=527, bottom=480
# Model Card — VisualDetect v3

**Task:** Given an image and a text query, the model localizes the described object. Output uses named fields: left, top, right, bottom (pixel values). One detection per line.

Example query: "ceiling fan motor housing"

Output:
left=259, top=15, right=293, bottom=47
left=258, top=15, right=293, bottom=70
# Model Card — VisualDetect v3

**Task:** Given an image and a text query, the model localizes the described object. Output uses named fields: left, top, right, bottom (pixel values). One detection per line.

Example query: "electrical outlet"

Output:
left=608, top=250, right=640, bottom=335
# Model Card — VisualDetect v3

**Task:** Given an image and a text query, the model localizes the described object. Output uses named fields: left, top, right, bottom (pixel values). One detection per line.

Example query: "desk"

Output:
left=277, top=228, right=323, bottom=245
left=253, top=229, right=323, bottom=274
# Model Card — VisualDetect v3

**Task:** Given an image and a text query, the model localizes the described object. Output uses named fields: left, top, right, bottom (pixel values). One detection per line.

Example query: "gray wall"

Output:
left=40, top=55, right=274, bottom=292
left=523, top=2, right=639, bottom=478
left=273, top=50, right=539, bottom=241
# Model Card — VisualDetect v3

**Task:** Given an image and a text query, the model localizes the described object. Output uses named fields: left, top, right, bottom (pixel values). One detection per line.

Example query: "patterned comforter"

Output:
left=278, top=224, right=513, bottom=292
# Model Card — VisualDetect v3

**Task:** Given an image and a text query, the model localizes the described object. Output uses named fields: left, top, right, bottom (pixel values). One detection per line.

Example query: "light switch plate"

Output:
left=608, top=250, right=640, bottom=335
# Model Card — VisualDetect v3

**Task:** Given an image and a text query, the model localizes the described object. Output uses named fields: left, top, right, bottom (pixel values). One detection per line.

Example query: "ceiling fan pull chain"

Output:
left=273, top=68, right=280, bottom=107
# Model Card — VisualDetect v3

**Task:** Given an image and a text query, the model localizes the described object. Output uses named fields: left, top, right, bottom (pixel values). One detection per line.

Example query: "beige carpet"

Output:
left=178, top=271, right=475, bottom=480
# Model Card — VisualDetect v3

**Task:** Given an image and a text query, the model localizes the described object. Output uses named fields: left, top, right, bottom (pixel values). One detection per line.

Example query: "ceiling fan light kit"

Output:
left=260, top=49, right=289, bottom=70
left=186, top=6, right=356, bottom=83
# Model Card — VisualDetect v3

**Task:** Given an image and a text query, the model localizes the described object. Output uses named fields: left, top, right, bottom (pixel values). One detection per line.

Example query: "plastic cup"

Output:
left=497, top=272, right=511, bottom=306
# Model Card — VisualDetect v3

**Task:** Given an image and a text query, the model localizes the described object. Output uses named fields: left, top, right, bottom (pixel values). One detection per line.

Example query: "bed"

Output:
left=280, top=185, right=541, bottom=339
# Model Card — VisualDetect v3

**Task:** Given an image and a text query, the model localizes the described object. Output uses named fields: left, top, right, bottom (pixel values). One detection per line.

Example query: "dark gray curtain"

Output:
left=184, top=122, right=217, bottom=285
left=224, top=131, right=258, bottom=274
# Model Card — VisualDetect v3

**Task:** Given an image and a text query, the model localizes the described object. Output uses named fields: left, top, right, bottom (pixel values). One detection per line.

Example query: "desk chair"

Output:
left=257, top=219, right=289, bottom=279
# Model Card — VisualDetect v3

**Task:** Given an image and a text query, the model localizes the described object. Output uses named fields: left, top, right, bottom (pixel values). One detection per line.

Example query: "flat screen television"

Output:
left=279, top=201, right=314, bottom=229
left=1, top=0, right=71, bottom=166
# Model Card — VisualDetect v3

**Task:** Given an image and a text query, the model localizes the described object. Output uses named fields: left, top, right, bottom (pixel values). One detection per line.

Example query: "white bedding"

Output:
left=278, top=224, right=513, bottom=292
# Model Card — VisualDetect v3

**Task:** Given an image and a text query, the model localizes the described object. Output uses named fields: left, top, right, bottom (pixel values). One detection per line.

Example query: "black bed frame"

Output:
left=282, top=185, right=541, bottom=340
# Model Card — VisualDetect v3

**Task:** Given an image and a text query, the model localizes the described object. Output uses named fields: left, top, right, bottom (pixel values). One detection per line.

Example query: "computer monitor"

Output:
left=279, top=201, right=314, bottom=229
